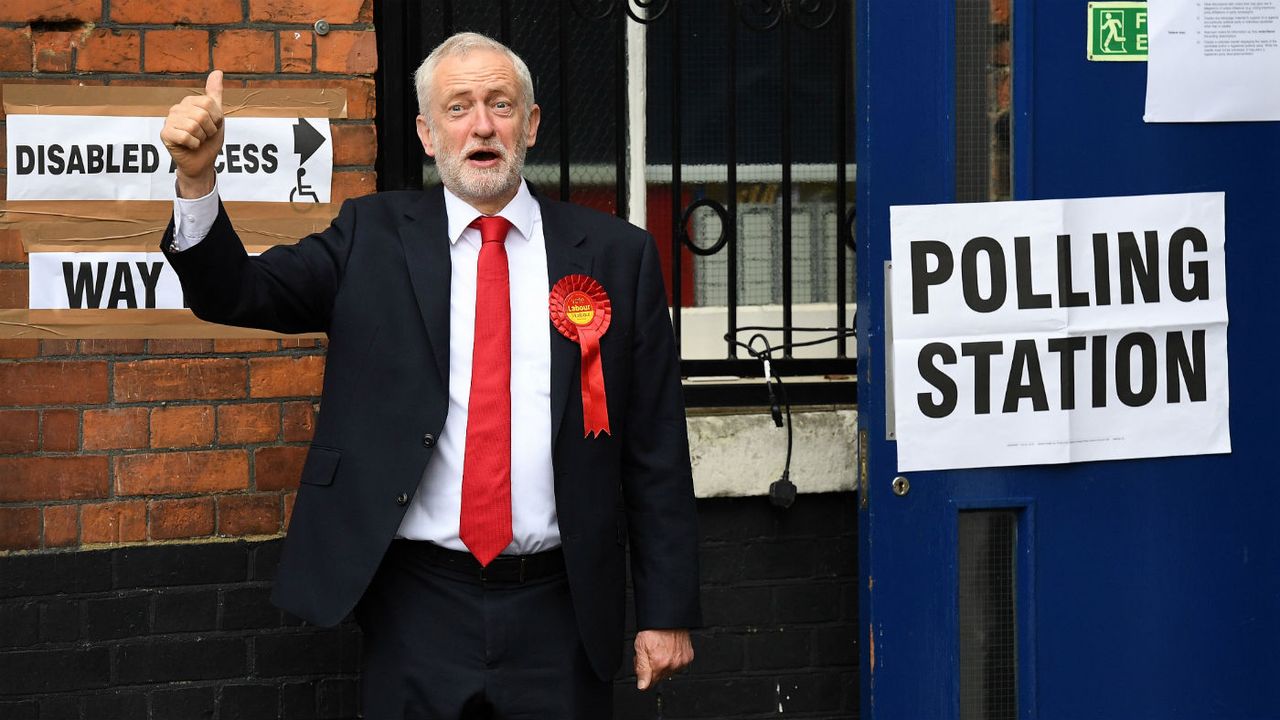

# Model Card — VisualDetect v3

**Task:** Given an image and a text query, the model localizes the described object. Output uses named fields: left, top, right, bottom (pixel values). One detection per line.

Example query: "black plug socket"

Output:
left=769, top=476, right=796, bottom=508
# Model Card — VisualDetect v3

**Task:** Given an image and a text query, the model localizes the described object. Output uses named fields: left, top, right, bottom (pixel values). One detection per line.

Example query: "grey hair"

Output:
left=414, top=32, right=536, bottom=118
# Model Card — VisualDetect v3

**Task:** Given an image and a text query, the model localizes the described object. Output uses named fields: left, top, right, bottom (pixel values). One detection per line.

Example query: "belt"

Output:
left=392, top=540, right=565, bottom=584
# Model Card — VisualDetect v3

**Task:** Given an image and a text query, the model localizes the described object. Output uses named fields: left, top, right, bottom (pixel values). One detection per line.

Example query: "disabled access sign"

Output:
left=6, top=114, right=332, bottom=203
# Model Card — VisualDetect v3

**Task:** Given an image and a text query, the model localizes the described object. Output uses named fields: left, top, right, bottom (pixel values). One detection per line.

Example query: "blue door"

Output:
left=857, top=1, right=1280, bottom=718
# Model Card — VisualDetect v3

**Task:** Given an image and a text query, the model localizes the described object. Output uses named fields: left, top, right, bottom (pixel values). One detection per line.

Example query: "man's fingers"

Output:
left=165, top=118, right=209, bottom=148
left=163, top=130, right=200, bottom=152
left=205, top=70, right=224, bottom=109
left=178, top=117, right=210, bottom=142
left=176, top=102, right=221, bottom=137
left=634, top=642, right=653, bottom=690
left=633, top=629, right=694, bottom=690
left=194, top=111, right=219, bottom=142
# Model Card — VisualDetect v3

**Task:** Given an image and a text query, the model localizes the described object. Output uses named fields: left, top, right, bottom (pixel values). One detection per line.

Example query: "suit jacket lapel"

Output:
left=399, top=187, right=451, bottom=388
left=538, top=194, right=593, bottom=446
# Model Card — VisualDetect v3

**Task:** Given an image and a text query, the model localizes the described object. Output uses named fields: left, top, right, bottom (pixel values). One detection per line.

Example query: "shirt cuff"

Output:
left=170, top=184, right=220, bottom=252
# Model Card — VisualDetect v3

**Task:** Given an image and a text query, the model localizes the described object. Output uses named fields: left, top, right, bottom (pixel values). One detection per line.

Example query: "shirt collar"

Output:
left=442, top=179, right=536, bottom=245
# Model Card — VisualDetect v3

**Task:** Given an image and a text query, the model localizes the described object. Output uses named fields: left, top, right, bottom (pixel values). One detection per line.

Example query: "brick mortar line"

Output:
left=12, top=346, right=326, bottom=355
left=699, top=581, right=856, bottom=591
left=0, top=400, right=319, bottom=407
left=0, top=535, right=288, bottom=558
left=0, top=22, right=376, bottom=31
left=105, top=446, right=289, bottom=465
left=6, top=624, right=355, bottom=649
left=699, top=577, right=857, bottom=585
left=0, top=398, right=316, bottom=404
left=0, top=120, right=388, bottom=126
left=4, top=627, right=342, bottom=645
left=16, top=399, right=319, bottom=408
left=135, top=18, right=145, bottom=71
left=4, top=673, right=365, bottom=697
left=0, top=349, right=327, bottom=361
left=0, top=74, right=376, bottom=85
left=105, top=353, right=116, bottom=405
left=699, top=535, right=857, bottom=545
left=698, top=535, right=853, bottom=544
left=0, top=74, right=376, bottom=83
left=272, top=23, right=282, bottom=74
left=0, top=677, right=367, bottom=698
left=50, top=354, right=324, bottom=359
left=0, top=74, right=377, bottom=84
left=690, top=622, right=859, bottom=630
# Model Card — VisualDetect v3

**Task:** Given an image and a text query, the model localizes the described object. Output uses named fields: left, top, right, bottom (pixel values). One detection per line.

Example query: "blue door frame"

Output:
left=857, top=1, right=1280, bottom=718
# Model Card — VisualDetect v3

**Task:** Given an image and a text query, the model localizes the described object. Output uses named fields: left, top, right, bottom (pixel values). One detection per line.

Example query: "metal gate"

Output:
left=374, top=0, right=857, bottom=401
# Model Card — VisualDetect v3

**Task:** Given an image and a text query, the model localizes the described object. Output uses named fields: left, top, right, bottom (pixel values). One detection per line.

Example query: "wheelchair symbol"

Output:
left=290, top=167, right=320, bottom=203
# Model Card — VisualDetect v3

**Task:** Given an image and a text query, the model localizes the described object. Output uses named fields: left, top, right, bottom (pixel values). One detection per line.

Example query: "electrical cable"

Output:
left=723, top=325, right=855, bottom=508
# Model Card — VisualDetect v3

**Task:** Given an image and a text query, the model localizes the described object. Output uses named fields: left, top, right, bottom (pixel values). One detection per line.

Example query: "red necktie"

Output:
left=460, top=215, right=514, bottom=566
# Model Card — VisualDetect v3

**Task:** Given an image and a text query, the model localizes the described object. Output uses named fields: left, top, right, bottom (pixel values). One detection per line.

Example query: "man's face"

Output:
left=416, top=49, right=541, bottom=210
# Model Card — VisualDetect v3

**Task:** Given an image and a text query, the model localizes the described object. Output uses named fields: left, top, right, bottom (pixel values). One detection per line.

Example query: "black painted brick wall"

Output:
left=0, top=492, right=857, bottom=719
left=0, top=541, right=360, bottom=720
left=612, top=493, right=859, bottom=719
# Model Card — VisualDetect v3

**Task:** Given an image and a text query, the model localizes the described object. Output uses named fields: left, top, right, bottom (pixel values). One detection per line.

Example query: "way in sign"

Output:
left=62, top=260, right=180, bottom=309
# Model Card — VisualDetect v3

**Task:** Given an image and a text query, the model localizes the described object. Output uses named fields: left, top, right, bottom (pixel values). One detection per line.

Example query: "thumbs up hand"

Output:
left=161, top=70, right=225, bottom=198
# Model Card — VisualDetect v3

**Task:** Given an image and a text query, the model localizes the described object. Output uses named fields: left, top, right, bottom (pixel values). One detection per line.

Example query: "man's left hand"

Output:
left=634, top=628, right=694, bottom=690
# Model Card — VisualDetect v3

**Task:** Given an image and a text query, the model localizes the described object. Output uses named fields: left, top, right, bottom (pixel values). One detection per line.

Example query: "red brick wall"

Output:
left=0, top=0, right=376, bottom=551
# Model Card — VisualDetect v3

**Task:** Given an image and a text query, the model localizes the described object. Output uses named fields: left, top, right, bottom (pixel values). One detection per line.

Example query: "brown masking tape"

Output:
left=3, top=85, right=348, bottom=118
left=0, top=309, right=325, bottom=340
left=2, top=201, right=339, bottom=252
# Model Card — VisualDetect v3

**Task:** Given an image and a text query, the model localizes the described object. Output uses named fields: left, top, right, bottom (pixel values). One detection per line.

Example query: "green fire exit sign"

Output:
left=1088, top=2, right=1148, bottom=61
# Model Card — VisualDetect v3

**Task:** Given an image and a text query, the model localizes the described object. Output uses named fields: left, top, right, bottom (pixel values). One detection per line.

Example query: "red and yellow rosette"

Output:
left=550, top=275, right=612, bottom=437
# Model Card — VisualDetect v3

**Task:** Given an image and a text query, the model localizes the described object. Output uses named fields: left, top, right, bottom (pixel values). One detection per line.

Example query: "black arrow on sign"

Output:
left=292, top=118, right=326, bottom=165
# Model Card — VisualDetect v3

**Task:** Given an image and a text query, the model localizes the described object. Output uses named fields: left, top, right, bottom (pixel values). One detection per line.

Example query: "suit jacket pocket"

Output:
left=299, top=446, right=341, bottom=486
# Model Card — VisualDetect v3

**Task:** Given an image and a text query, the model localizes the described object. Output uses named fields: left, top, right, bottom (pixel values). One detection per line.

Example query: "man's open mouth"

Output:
left=468, top=150, right=501, bottom=162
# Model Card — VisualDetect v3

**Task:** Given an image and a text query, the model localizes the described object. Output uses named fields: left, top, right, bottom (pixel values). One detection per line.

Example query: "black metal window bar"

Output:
left=375, top=0, right=856, bottom=406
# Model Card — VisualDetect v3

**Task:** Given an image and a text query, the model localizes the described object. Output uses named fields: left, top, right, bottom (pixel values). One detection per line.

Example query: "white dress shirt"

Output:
left=171, top=182, right=560, bottom=554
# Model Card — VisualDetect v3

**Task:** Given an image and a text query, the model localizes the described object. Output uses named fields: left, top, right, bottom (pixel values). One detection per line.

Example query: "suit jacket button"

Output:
left=396, top=493, right=409, bottom=506
left=421, top=433, right=436, bottom=449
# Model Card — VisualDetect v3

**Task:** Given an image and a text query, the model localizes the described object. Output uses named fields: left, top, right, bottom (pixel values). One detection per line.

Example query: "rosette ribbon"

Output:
left=550, top=274, right=612, bottom=437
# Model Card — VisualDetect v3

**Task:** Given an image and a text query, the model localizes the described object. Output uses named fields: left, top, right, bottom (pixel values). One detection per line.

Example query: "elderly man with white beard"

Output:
left=158, top=31, right=700, bottom=720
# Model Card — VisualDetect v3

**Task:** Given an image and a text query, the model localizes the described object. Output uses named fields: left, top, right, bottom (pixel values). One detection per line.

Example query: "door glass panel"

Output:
left=959, top=509, right=1018, bottom=720
left=956, top=0, right=1012, bottom=202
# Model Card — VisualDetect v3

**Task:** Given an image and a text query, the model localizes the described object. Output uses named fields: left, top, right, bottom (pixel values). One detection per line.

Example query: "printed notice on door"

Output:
left=1145, top=0, right=1280, bottom=121
left=889, top=193, right=1231, bottom=472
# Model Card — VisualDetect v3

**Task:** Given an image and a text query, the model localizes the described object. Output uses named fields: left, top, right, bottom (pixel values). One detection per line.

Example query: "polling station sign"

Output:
left=890, top=192, right=1230, bottom=472
left=6, top=114, right=332, bottom=203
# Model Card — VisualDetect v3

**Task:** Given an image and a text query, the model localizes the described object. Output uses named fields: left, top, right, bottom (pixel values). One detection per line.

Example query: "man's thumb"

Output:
left=205, top=70, right=224, bottom=108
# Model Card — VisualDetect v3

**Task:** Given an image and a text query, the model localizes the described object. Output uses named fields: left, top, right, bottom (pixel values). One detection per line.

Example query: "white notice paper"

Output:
left=29, top=252, right=187, bottom=310
left=1145, top=0, right=1280, bottom=122
left=5, top=115, right=332, bottom=202
left=890, top=193, right=1231, bottom=472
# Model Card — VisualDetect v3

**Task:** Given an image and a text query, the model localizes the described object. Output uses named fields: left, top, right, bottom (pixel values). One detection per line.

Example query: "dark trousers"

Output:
left=355, top=541, right=612, bottom=720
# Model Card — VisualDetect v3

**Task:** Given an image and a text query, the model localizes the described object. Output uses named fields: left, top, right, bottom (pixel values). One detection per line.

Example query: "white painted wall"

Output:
left=687, top=408, right=856, bottom=498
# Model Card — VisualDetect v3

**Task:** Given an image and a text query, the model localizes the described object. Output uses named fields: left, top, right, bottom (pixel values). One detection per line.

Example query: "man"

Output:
left=160, top=32, right=698, bottom=719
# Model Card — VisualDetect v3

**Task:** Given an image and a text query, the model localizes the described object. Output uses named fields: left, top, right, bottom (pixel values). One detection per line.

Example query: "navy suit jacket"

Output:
left=162, top=185, right=701, bottom=679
